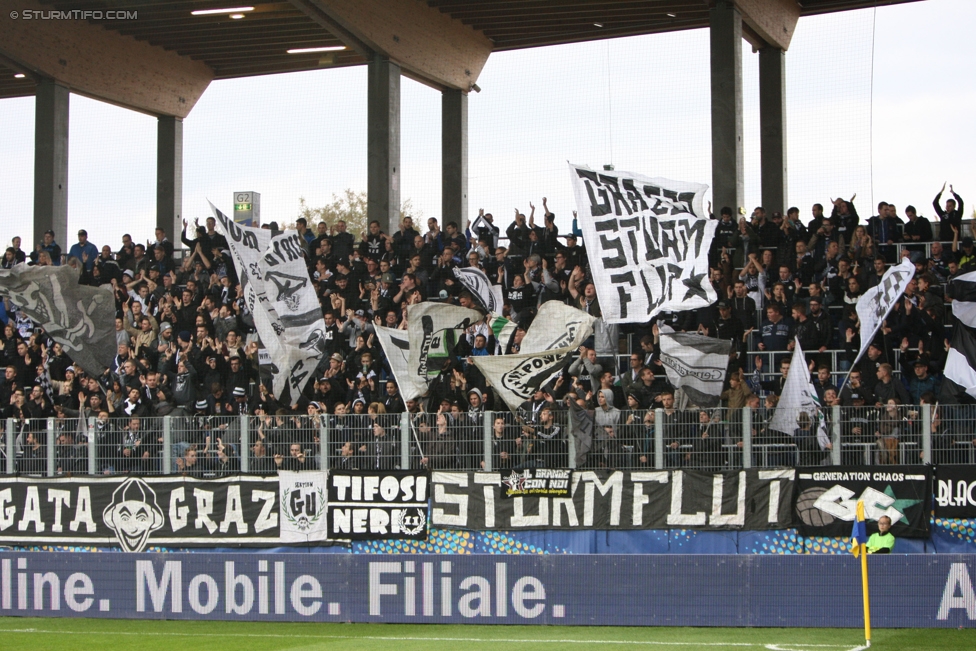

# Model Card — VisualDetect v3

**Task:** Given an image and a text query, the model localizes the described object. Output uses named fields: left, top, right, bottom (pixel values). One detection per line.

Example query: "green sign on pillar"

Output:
left=233, top=191, right=260, bottom=226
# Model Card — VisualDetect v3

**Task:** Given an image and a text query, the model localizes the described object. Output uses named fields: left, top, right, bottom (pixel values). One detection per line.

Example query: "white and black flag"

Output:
left=211, top=202, right=325, bottom=399
left=852, top=258, right=915, bottom=369
left=0, top=264, right=117, bottom=375
left=374, top=325, right=428, bottom=401
left=568, top=163, right=716, bottom=324
left=950, top=269, right=976, bottom=328
left=659, top=333, right=732, bottom=408
left=472, top=302, right=596, bottom=413
left=941, top=271, right=976, bottom=403
left=452, top=266, right=504, bottom=313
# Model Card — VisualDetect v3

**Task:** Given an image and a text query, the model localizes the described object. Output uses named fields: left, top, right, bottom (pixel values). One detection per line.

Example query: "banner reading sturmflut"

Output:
left=793, top=466, right=932, bottom=538
left=568, top=163, right=716, bottom=324
left=659, top=332, right=732, bottom=408
left=0, top=264, right=117, bottom=375
left=212, top=203, right=325, bottom=399
left=432, top=469, right=794, bottom=531
left=473, top=302, right=596, bottom=412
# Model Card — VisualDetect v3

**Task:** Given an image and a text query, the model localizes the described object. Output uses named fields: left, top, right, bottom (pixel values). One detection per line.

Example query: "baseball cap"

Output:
left=381, top=272, right=396, bottom=284
left=717, top=300, right=730, bottom=309
left=331, top=352, right=344, bottom=362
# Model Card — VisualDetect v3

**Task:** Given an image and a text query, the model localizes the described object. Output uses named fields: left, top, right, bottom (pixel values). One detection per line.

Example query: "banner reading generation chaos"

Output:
left=431, top=469, right=795, bottom=531
left=793, top=466, right=932, bottom=538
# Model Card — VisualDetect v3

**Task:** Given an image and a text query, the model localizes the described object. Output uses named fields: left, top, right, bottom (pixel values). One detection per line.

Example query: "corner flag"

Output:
left=851, top=500, right=868, bottom=557
left=850, top=500, right=872, bottom=647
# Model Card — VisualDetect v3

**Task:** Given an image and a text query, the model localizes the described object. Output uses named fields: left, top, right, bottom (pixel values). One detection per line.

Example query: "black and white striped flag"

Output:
left=942, top=271, right=976, bottom=403
left=950, top=270, right=976, bottom=328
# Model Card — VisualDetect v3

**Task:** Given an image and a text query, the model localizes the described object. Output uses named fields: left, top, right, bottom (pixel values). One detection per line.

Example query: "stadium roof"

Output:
left=0, top=0, right=924, bottom=108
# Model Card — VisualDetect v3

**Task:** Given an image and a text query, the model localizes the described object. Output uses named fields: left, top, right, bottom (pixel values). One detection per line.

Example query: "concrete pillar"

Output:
left=33, top=79, right=69, bottom=248
left=709, top=1, right=744, bottom=215
left=441, top=89, right=468, bottom=228
left=368, top=54, right=401, bottom=236
left=157, top=116, right=183, bottom=242
left=759, top=47, right=787, bottom=215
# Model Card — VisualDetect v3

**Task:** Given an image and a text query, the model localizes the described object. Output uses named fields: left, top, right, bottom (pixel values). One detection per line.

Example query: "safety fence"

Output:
left=0, top=403, right=969, bottom=477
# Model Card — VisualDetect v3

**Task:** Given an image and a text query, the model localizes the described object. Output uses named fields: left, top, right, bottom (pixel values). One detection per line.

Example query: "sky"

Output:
left=0, top=0, right=973, bottom=250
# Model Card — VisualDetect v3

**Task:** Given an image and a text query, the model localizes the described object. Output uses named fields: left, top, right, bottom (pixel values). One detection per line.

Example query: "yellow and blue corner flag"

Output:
left=851, top=500, right=868, bottom=557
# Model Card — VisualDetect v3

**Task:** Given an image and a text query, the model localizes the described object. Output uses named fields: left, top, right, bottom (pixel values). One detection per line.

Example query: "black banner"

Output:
left=431, top=469, right=795, bottom=531
left=501, top=469, right=573, bottom=498
left=326, top=470, right=429, bottom=540
left=0, top=476, right=280, bottom=551
left=934, top=465, right=976, bottom=518
left=793, top=466, right=932, bottom=539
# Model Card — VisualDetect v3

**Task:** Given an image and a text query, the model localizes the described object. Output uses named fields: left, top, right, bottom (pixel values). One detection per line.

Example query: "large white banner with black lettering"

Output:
left=473, top=302, right=596, bottom=412
left=407, top=303, right=482, bottom=388
left=852, top=258, right=915, bottom=370
left=431, top=469, right=794, bottom=531
left=0, top=264, right=117, bottom=375
left=568, top=164, right=716, bottom=323
left=659, top=333, right=732, bottom=408
left=212, top=203, right=325, bottom=399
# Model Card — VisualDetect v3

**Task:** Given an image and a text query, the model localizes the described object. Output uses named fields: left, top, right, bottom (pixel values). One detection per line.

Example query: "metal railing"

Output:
left=0, top=404, right=965, bottom=477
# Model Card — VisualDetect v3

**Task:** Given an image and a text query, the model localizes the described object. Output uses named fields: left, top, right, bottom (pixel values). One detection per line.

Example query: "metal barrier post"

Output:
left=240, top=414, right=249, bottom=473
left=742, top=407, right=752, bottom=469
left=654, top=408, right=664, bottom=470
left=87, top=417, right=96, bottom=476
left=922, top=403, right=932, bottom=464
left=483, top=410, right=493, bottom=472
left=567, top=411, right=577, bottom=469
left=831, top=406, right=842, bottom=466
left=47, top=418, right=55, bottom=477
left=400, top=411, right=410, bottom=469
left=162, top=416, right=172, bottom=475
left=5, top=419, right=13, bottom=475
left=320, top=416, right=329, bottom=471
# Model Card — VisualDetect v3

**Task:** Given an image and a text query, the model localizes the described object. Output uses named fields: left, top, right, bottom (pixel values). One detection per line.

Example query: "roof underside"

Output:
left=0, top=0, right=923, bottom=101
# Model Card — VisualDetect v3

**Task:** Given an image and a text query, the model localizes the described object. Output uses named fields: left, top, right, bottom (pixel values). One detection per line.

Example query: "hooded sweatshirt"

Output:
left=594, top=389, right=621, bottom=432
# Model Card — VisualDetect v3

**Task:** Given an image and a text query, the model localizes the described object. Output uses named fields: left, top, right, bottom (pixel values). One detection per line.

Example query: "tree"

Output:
left=293, top=190, right=421, bottom=237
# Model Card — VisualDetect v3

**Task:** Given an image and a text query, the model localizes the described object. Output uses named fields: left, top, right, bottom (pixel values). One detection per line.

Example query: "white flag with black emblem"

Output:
left=473, top=302, right=596, bottom=412
left=568, top=163, right=716, bottom=324
left=452, top=266, right=504, bottom=313
left=211, top=202, right=325, bottom=399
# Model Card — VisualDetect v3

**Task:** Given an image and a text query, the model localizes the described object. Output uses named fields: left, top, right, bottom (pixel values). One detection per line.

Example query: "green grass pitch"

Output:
left=1, top=618, right=975, bottom=651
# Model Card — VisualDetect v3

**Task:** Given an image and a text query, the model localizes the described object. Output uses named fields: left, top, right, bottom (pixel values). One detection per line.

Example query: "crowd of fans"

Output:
left=0, top=183, right=972, bottom=476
